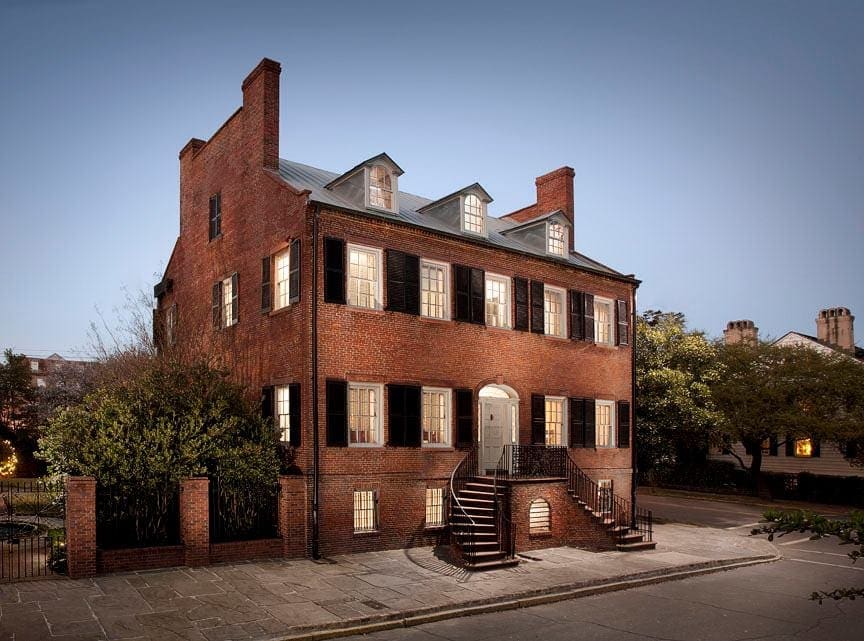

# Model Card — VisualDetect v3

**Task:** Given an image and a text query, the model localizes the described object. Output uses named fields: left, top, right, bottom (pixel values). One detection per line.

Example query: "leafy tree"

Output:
left=754, top=509, right=863, bottom=602
left=712, top=342, right=864, bottom=487
left=0, top=350, right=39, bottom=474
left=635, top=311, right=725, bottom=476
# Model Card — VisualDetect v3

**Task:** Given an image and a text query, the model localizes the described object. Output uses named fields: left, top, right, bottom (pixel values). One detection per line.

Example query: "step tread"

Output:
left=616, top=541, right=657, bottom=551
left=464, top=558, right=520, bottom=570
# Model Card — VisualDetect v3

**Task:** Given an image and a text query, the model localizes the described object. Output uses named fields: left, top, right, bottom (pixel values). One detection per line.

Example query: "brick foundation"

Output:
left=66, top=477, right=96, bottom=579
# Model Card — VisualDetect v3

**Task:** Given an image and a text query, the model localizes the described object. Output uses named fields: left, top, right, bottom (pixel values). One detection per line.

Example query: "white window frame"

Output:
left=275, top=385, right=291, bottom=443
left=365, top=165, right=398, bottom=213
left=348, top=382, right=383, bottom=447
left=36, top=377, right=46, bottom=388
left=30, top=361, right=39, bottom=372
left=594, top=296, right=614, bottom=346
left=485, top=273, right=511, bottom=329
left=222, top=276, right=235, bottom=328
left=595, top=400, right=616, bottom=448
left=543, top=285, right=567, bottom=338
left=546, top=220, right=566, bottom=256
left=274, top=248, right=291, bottom=310
left=425, top=487, right=446, bottom=528
left=420, top=259, right=450, bottom=320
left=353, top=489, right=379, bottom=532
left=346, top=244, right=383, bottom=310
left=421, top=387, right=452, bottom=448
left=544, top=396, right=567, bottom=446
left=529, top=498, right=551, bottom=534
left=461, top=194, right=486, bottom=236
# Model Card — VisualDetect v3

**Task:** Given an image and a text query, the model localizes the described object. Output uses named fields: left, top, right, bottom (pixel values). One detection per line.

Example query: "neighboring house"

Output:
left=154, top=59, right=652, bottom=567
left=713, top=308, right=863, bottom=477
left=26, top=354, right=91, bottom=389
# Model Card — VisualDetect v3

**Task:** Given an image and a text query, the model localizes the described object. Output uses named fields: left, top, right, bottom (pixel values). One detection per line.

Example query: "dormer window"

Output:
left=547, top=221, right=565, bottom=256
left=368, top=165, right=393, bottom=210
left=463, top=194, right=485, bottom=235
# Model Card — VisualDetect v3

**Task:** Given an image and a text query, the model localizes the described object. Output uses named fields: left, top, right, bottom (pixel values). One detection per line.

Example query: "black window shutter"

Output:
left=570, top=398, right=585, bottom=447
left=584, top=399, right=596, bottom=448
left=261, top=256, right=272, bottom=313
left=569, top=290, right=584, bottom=340
left=470, top=268, right=485, bottom=324
left=530, top=281, right=545, bottom=334
left=387, top=385, right=407, bottom=446
left=514, top=277, right=529, bottom=331
left=326, top=380, right=348, bottom=446
left=289, top=239, right=301, bottom=304
left=212, top=282, right=222, bottom=329
left=385, top=250, right=412, bottom=313
left=289, top=383, right=301, bottom=447
left=812, top=438, right=821, bottom=458
left=455, top=389, right=474, bottom=447
left=404, top=254, right=420, bottom=315
left=531, top=394, right=546, bottom=445
left=454, top=265, right=471, bottom=322
left=617, top=401, right=631, bottom=448
left=616, top=299, right=629, bottom=346
left=769, top=435, right=779, bottom=456
left=785, top=435, right=794, bottom=456
left=405, top=386, right=422, bottom=447
left=261, top=386, right=274, bottom=420
left=583, top=293, right=595, bottom=342
left=324, top=237, right=346, bottom=304
left=230, top=272, right=239, bottom=324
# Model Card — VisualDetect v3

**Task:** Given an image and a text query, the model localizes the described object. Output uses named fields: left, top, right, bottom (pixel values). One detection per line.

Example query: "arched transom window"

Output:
left=547, top=221, right=565, bottom=255
left=368, top=165, right=393, bottom=210
left=463, top=194, right=485, bottom=234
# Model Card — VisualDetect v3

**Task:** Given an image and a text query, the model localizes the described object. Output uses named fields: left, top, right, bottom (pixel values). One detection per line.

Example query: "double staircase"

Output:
left=448, top=446, right=655, bottom=570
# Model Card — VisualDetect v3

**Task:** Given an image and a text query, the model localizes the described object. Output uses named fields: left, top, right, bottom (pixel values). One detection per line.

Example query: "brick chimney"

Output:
left=501, top=166, right=576, bottom=250
left=241, top=58, right=281, bottom=172
left=723, top=320, right=758, bottom=345
left=816, top=307, right=855, bottom=352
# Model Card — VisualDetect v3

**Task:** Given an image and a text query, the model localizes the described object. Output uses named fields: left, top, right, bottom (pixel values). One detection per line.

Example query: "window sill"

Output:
left=348, top=443, right=384, bottom=449
left=208, top=234, right=223, bottom=243
left=268, top=304, right=295, bottom=317
left=543, top=334, right=569, bottom=341
left=346, top=304, right=385, bottom=314
left=486, top=324, right=512, bottom=332
left=353, top=529, right=380, bottom=536
left=421, top=445, right=454, bottom=451
left=424, top=524, right=446, bottom=531
left=420, top=315, right=451, bottom=323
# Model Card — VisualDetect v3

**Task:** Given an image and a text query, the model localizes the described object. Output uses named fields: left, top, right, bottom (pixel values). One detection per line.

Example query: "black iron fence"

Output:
left=96, top=482, right=180, bottom=549
left=0, top=479, right=66, bottom=581
left=498, top=445, right=568, bottom=478
left=209, top=477, right=279, bottom=543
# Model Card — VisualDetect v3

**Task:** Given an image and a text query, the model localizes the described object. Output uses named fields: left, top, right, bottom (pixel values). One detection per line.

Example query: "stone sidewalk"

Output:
left=0, top=524, right=778, bottom=641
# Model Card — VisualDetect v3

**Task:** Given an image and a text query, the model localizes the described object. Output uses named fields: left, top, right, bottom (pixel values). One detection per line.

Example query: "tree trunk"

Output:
left=748, top=447, right=770, bottom=498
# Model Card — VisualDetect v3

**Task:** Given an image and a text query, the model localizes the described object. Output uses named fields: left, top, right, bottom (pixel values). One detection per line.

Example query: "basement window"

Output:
left=425, top=488, right=445, bottom=528
left=353, top=490, right=379, bottom=532
left=529, top=499, right=551, bottom=534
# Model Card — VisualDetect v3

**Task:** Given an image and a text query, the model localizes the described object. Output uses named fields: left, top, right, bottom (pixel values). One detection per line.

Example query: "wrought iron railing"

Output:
left=209, top=477, right=279, bottom=543
left=96, top=482, right=180, bottom=549
left=448, top=446, right=479, bottom=565
left=498, top=444, right=568, bottom=478
left=493, top=453, right=515, bottom=559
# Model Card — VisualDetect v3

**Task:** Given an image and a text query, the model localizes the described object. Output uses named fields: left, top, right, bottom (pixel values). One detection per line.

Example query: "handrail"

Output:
left=448, top=448, right=478, bottom=531
left=448, top=446, right=479, bottom=565
left=494, top=448, right=516, bottom=559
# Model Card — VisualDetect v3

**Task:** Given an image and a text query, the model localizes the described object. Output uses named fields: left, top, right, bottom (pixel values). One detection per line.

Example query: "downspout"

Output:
left=630, top=286, right=639, bottom=525
left=311, top=204, right=321, bottom=559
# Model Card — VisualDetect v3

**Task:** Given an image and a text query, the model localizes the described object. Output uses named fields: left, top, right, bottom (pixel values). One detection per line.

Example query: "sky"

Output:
left=1, top=0, right=862, bottom=357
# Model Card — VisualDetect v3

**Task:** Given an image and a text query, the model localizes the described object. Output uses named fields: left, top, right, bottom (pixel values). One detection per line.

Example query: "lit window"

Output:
left=274, top=249, right=291, bottom=309
left=794, top=438, right=813, bottom=457
left=368, top=166, right=393, bottom=210
left=347, top=245, right=381, bottom=309
left=529, top=499, right=550, bottom=533
left=353, top=490, right=378, bottom=532
left=547, top=221, right=565, bottom=256
left=30, top=361, right=39, bottom=372
left=595, top=401, right=615, bottom=448
left=594, top=298, right=613, bottom=345
left=544, top=286, right=566, bottom=337
left=275, top=385, right=291, bottom=443
left=421, top=260, right=448, bottom=319
left=545, top=397, right=565, bottom=446
left=463, top=194, right=485, bottom=234
left=36, top=377, right=46, bottom=388
left=349, top=383, right=381, bottom=445
left=485, top=274, right=511, bottom=328
left=425, top=488, right=445, bottom=527
left=422, top=388, right=450, bottom=446
left=222, top=277, right=235, bottom=327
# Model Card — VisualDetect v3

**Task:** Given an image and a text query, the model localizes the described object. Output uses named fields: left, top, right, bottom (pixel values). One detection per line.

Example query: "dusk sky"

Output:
left=1, top=0, right=862, bottom=358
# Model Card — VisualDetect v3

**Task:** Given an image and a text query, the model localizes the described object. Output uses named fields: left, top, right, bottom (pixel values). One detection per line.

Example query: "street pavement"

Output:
left=340, top=492, right=863, bottom=641
left=0, top=522, right=775, bottom=641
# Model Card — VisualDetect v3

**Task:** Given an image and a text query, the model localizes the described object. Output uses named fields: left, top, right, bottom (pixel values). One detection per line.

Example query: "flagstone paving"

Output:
left=0, top=524, right=777, bottom=641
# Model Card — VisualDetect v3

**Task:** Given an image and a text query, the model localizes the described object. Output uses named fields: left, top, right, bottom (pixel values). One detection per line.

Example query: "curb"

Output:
left=266, top=553, right=780, bottom=641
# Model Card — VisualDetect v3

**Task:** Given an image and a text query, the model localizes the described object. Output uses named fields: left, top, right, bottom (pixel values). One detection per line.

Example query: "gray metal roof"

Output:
left=278, top=158, right=629, bottom=280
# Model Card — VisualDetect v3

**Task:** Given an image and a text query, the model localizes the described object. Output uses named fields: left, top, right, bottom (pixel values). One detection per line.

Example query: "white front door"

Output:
left=480, top=399, right=516, bottom=473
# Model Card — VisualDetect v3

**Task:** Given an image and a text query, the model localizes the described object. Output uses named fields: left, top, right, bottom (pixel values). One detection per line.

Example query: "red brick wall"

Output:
left=279, top=475, right=309, bottom=558
left=66, top=476, right=96, bottom=578
left=210, top=539, right=282, bottom=564
left=509, top=480, right=615, bottom=552
left=97, top=546, right=184, bottom=574
left=180, top=477, right=210, bottom=567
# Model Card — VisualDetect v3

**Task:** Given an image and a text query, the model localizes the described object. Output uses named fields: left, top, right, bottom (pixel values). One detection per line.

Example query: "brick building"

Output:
left=154, top=59, right=651, bottom=568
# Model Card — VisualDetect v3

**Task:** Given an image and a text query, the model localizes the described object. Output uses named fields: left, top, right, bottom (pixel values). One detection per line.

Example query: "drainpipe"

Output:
left=630, top=286, right=639, bottom=525
left=311, top=204, right=321, bottom=559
